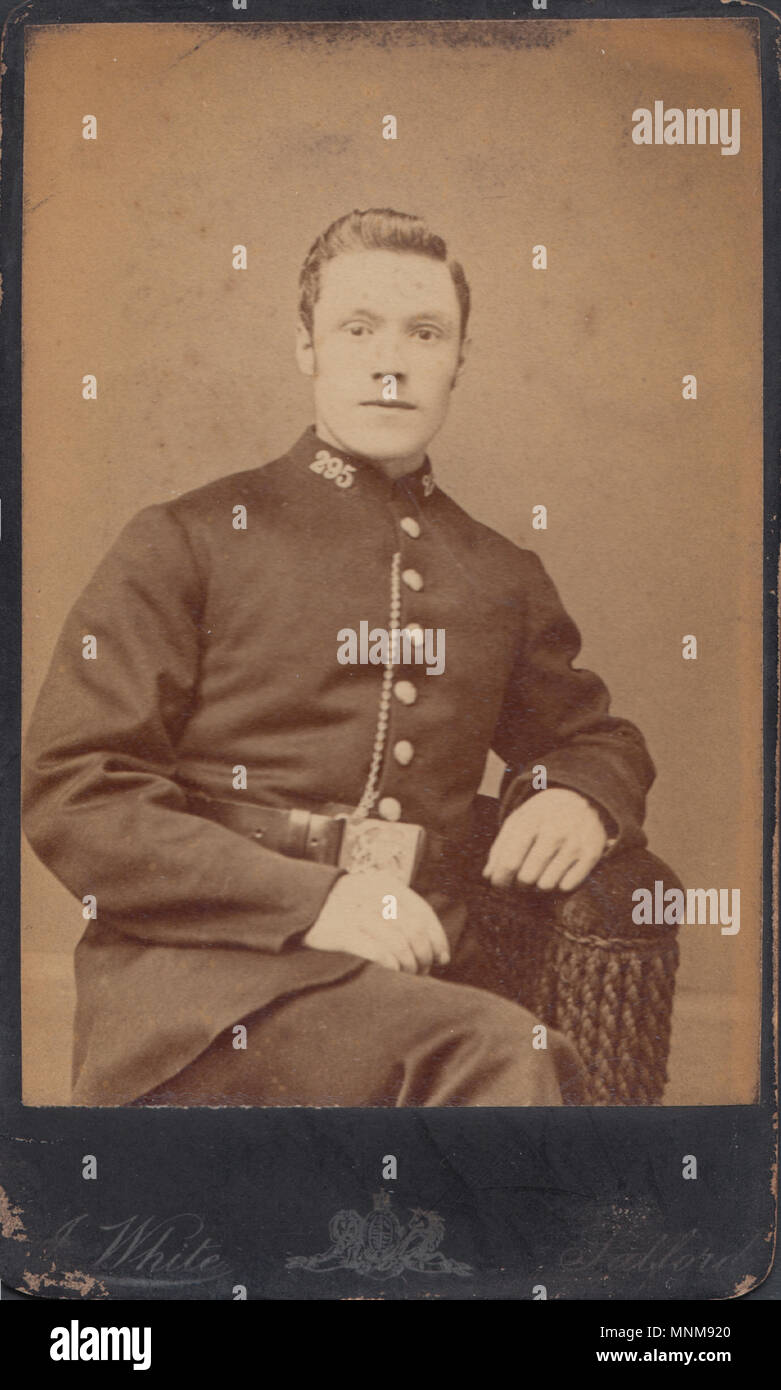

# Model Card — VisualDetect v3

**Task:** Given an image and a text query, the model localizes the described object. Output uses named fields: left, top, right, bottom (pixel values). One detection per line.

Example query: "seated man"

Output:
left=22, top=208, right=655, bottom=1108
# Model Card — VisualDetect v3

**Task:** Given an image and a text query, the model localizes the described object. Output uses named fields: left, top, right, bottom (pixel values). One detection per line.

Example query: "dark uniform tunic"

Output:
left=22, top=427, right=654, bottom=1105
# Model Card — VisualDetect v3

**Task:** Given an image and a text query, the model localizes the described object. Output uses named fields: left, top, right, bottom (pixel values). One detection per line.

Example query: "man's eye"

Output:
left=414, top=327, right=438, bottom=341
left=345, top=324, right=369, bottom=336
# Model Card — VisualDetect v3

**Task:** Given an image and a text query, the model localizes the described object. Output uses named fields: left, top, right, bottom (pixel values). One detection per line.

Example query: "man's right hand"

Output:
left=302, top=871, right=450, bottom=974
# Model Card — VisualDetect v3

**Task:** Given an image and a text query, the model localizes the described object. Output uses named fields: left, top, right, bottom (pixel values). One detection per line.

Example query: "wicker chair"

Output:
left=463, top=795, right=682, bottom=1105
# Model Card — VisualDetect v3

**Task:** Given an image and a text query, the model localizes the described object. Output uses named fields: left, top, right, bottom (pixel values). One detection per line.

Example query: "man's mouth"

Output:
left=360, top=400, right=417, bottom=410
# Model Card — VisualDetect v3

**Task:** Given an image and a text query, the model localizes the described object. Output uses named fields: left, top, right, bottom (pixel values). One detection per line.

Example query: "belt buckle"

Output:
left=337, top=817, right=426, bottom=885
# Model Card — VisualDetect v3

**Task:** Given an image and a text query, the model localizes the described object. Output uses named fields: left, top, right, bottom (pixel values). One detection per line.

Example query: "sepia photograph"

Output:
left=0, top=0, right=777, bottom=1324
left=17, top=15, right=764, bottom=1118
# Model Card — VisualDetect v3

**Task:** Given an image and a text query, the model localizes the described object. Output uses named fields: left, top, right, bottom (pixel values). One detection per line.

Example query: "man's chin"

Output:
left=323, top=417, right=436, bottom=465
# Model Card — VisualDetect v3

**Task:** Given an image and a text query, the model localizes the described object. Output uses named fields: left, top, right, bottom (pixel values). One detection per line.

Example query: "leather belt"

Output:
left=186, top=793, right=346, bottom=865
left=185, top=791, right=456, bottom=880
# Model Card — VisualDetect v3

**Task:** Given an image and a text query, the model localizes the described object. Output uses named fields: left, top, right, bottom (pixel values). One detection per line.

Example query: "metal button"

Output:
left=402, top=569, right=424, bottom=592
left=393, top=680, right=417, bottom=705
left=393, top=740, right=415, bottom=766
left=400, top=516, right=421, bottom=539
left=378, top=796, right=403, bottom=822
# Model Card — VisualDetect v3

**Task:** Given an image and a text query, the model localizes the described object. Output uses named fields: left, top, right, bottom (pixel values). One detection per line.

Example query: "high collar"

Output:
left=287, top=425, right=437, bottom=507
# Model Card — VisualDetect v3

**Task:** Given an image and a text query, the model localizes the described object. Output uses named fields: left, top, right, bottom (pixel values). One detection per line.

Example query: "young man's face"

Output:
left=296, top=248, right=468, bottom=476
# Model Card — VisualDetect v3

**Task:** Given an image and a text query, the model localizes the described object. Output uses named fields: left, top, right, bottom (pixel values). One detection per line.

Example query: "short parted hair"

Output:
left=298, top=208, right=471, bottom=341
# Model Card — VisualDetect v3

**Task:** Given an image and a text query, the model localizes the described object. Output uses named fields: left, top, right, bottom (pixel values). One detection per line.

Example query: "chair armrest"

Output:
left=461, top=798, right=682, bottom=1104
left=540, top=849, right=682, bottom=1104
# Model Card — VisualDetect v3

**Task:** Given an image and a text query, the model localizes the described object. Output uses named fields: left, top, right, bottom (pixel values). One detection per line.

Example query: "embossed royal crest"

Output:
left=286, top=1192, right=472, bottom=1278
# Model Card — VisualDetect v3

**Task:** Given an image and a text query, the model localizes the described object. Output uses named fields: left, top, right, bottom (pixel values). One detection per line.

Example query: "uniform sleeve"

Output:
left=22, top=504, right=343, bottom=950
left=491, top=551, right=655, bottom=853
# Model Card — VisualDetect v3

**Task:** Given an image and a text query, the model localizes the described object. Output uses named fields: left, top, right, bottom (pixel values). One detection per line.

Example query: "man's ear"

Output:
left=451, top=335, right=471, bottom=389
left=295, top=321, right=315, bottom=378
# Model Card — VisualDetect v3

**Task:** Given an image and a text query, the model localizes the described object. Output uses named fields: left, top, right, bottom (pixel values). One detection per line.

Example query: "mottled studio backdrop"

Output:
left=20, top=18, right=763, bottom=1103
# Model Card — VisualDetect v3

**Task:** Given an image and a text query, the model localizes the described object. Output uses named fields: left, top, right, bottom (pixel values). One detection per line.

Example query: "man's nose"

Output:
left=369, top=333, right=408, bottom=379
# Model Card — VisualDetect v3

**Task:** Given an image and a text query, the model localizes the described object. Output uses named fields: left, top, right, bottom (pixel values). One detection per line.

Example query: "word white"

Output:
left=632, top=881, right=740, bottom=935
left=632, top=103, right=740, bottom=156
left=309, top=449, right=355, bottom=488
left=50, top=1320, right=151, bottom=1371
left=337, top=622, right=445, bottom=675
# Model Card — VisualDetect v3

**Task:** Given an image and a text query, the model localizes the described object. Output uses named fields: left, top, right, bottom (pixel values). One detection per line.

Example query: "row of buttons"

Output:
left=380, top=516, right=422, bottom=821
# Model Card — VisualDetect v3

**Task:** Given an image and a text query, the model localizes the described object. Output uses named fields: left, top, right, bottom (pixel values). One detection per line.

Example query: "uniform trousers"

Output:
left=130, top=958, right=588, bottom=1109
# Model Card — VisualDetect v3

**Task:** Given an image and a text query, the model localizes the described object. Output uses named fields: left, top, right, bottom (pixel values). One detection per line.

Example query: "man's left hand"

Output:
left=482, top=788, right=608, bottom=892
